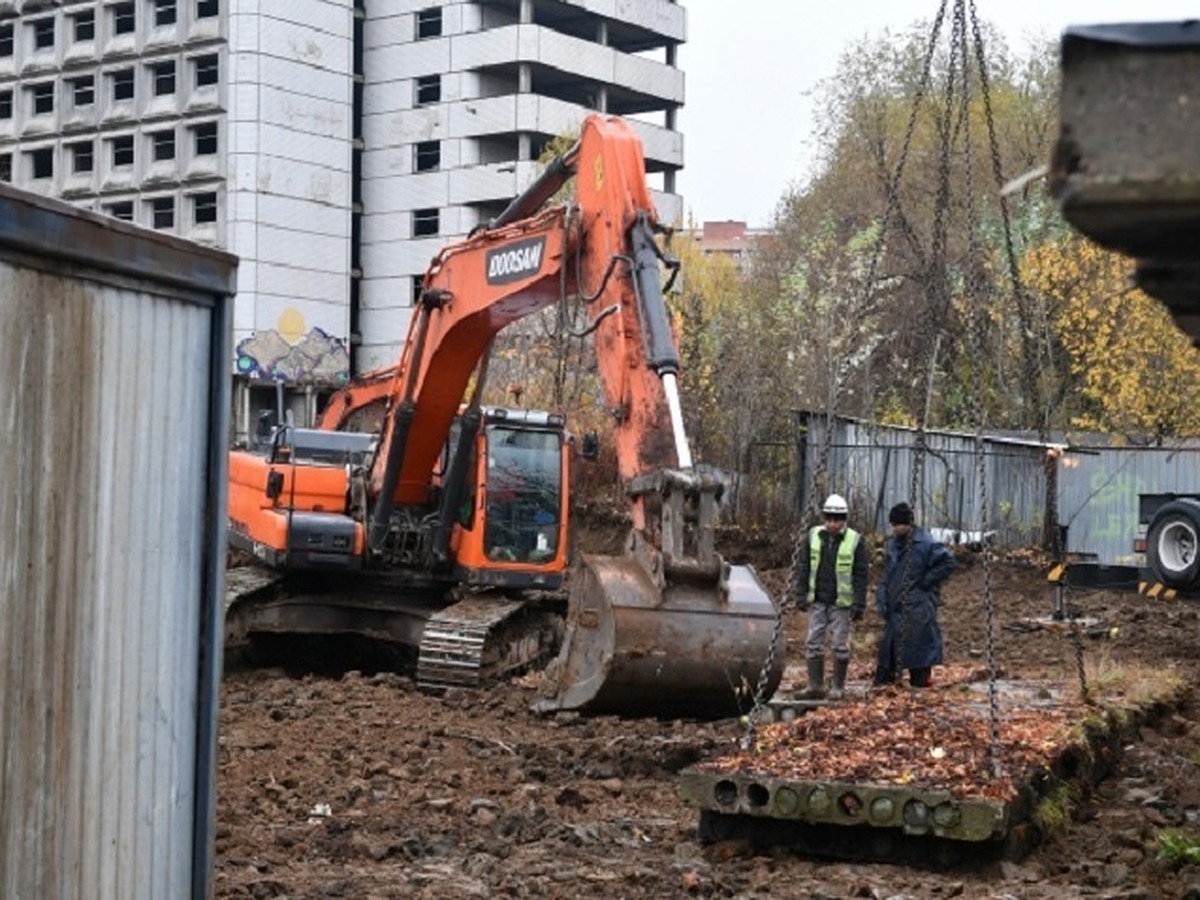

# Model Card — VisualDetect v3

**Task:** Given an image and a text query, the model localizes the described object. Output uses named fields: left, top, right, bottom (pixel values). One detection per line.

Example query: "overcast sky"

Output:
left=675, top=1, right=1199, bottom=227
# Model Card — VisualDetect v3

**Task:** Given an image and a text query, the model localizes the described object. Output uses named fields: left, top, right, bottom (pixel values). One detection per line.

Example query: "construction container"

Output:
left=0, top=185, right=236, bottom=899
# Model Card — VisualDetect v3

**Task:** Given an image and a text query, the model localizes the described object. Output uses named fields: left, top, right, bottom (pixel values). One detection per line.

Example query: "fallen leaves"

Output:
left=703, top=687, right=1085, bottom=801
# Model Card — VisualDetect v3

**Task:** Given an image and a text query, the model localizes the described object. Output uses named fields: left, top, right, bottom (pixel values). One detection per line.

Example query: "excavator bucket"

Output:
left=535, top=552, right=783, bottom=719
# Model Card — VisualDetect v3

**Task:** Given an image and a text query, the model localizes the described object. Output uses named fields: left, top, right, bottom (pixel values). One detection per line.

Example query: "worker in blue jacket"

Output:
left=873, top=502, right=956, bottom=688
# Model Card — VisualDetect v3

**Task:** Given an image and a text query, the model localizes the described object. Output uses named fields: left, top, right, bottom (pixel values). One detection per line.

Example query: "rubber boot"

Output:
left=827, top=658, right=849, bottom=700
left=798, top=657, right=826, bottom=699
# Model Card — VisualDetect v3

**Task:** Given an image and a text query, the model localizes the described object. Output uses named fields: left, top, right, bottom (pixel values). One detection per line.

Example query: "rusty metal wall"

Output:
left=0, top=185, right=235, bottom=899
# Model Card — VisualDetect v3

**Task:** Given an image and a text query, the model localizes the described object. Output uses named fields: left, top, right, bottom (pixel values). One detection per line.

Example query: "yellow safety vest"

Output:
left=808, top=526, right=860, bottom=608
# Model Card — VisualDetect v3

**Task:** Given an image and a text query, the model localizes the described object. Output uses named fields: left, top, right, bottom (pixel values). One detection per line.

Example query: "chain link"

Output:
left=740, top=601, right=785, bottom=751
left=1066, top=588, right=1092, bottom=706
left=968, top=0, right=1046, bottom=434
left=805, top=0, right=950, bottom=528
left=953, top=0, right=1005, bottom=779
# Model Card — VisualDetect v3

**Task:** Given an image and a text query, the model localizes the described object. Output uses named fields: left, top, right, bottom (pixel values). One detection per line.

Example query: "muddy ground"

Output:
left=214, top=540, right=1200, bottom=899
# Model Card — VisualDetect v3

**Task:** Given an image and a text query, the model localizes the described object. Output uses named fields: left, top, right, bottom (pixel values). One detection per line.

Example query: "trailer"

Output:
left=1134, top=493, right=1200, bottom=598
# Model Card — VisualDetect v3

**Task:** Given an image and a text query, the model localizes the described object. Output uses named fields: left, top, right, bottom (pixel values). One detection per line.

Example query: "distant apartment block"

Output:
left=0, top=0, right=684, bottom=428
left=685, top=220, right=770, bottom=275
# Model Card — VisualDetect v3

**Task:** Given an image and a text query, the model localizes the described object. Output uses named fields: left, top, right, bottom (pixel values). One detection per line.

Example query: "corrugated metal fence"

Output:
left=738, top=412, right=1200, bottom=564
left=798, top=414, right=1052, bottom=546
left=0, top=186, right=235, bottom=899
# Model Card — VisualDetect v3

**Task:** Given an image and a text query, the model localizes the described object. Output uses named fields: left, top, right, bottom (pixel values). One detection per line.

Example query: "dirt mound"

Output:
left=215, top=556, right=1200, bottom=899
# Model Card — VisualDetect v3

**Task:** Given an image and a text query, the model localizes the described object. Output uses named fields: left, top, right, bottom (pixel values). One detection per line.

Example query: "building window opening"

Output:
left=32, top=18, right=55, bottom=50
left=73, top=76, right=95, bottom=107
left=73, top=10, right=96, bottom=42
left=154, top=0, right=178, bottom=27
left=411, top=275, right=424, bottom=306
left=152, top=129, right=176, bottom=161
left=31, top=82, right=54, bottom=115
left=113, top=3, right=136, bottom=35
left=192, top=192, right=218, bottom=224
left=111, top=135, right=135, bottom=167
left=413, top=207, right=440, bottom=237
left=70, top=141, right=94, bottom=174
left=415, top=74, right=441, bottom=106
left=112, top=69, right=135, bottom=102
left=30, top=148, right=53, bottom=180
left=416, top=8, right=443, bottom=39
left=106, top=201, right=134, bottom=221
left=194, top=54, right=219, bottom=87
left=150, top=197, right=175, bottom=229
left=152, top=61, right=176, bottom=95
left=414, top=140, right=441, bottom=172
left=197, top=0, right=219, bottom=18
left=0, top=25, right=13, bottom=57
left=0, top=91, right=13, bottom=119
left=193, top=121, right=218, bottom=155
left=0, top=154, right=11, bottom=182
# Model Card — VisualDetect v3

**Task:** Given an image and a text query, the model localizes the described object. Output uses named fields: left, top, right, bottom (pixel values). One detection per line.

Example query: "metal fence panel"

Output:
left=792, top=413, right=1200, bottom=563
left=0, top=185, right=235, bottom=900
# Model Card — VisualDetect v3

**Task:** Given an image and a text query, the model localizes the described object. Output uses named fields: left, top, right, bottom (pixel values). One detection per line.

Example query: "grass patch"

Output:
left=1155, top=829, right=1200, bottom=866
left=1068, top=650, right=1186, bottom=707
left=1034, top=783, right=1081, bottom=837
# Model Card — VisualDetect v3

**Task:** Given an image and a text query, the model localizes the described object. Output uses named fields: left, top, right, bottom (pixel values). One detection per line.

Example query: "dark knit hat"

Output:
left=888, top=502, right=914, bottom=526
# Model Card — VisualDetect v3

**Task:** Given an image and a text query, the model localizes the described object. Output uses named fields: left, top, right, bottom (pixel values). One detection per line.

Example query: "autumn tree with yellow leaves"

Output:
left=1022, top=236, right=1200, bottom=440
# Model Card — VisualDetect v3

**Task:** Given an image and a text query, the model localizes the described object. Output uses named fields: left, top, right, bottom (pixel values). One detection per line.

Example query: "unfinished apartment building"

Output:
left=0, top=1, right=684, bottom=430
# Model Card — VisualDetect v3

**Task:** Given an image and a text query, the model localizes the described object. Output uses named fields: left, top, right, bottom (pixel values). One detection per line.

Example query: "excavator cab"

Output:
left=451, top=408, right=570, bottom=587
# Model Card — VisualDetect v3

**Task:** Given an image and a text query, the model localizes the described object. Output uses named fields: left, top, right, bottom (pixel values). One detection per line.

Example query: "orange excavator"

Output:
left=226, top=115, right=783, bottom=718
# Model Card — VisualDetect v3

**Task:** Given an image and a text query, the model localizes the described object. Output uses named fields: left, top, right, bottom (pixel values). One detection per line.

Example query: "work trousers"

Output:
left=805, top=603, right=852, bottom=661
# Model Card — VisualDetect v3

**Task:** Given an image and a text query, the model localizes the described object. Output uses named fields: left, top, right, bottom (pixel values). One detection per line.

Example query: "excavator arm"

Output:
left=367, top=116, right=689, bottom=524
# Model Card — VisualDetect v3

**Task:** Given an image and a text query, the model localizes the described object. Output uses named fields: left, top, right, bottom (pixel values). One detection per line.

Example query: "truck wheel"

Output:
left=1146, top=499, right=1200, bottom=590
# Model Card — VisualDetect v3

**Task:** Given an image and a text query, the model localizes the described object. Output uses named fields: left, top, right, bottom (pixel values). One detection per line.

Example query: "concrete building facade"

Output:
left=0, top=0, right=684, bottom=429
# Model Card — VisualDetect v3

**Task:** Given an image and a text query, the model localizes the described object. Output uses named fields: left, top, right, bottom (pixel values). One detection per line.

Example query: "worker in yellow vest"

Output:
left=792, top=494, right=869, bottom=699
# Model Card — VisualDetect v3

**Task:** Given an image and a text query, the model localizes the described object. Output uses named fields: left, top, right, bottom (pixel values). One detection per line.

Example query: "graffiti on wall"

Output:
left=235, top=309, right=349, bottom=384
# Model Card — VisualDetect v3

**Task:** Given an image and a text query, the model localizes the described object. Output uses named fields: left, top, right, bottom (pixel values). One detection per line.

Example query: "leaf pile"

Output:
left=707, top=689, right=1086, bottom=801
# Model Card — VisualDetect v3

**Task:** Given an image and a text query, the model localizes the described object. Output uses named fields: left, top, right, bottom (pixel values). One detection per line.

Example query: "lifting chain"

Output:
left=740, top=602, right=785, bottom=751
left=741, top=516, right=808, bottom=751
left=957, top=0, right=1004, bottom=778
left=969, top=0, right=1045, bottom=432
left=1067, top=594, right=1092, bottom=705
left=805, top=0, right=950, bottom=526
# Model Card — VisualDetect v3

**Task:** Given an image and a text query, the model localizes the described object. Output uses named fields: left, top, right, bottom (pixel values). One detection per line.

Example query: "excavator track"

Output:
left=224, top=564, right=565, bottom=688
left=416, top=594, right=564, bottom=691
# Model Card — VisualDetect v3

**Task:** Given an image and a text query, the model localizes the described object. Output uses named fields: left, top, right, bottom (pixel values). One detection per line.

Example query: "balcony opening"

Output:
left=113, top=3, right=136, bottom=35
left=416, top=8, right=443, bottom=40
left=414, top=140, right=441, bottom=172
left=192, top=192, right=218, bottom=224
left=152, top=129, right=176, bottom=161
left=32, top=18, right=55, bottom=51
left=413, top=207, right=440, bottom=237
left=150, top=196, right=175, bottom=229
left=30, top=148, right=53, bottom=180
left=152, top=61, right=176, bottom=96
left=415, top=74, right=441, bottom=106
left=73, top=10, right=96, bottom=42
left=111, top=135, right=135, bottom=168
left=70, top=141, right=94, bottom=174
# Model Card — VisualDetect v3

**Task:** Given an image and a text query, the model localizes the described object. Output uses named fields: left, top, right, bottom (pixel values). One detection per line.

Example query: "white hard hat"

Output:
left=822, top=493, right=849, bottom=515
